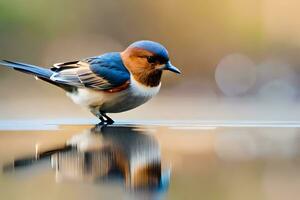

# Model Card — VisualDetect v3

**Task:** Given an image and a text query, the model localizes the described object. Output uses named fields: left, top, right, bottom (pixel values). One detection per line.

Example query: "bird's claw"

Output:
left=97, top=121, right=106, bottom=126
left=99, top=111, right=114, bottom=125
left=105, top=118, right=114, bottom=125
left=98, top=117, right=114, bottom=126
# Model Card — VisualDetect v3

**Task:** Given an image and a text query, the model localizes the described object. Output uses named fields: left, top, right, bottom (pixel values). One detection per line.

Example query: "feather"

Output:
left=50, top=52, right=130, bottom=91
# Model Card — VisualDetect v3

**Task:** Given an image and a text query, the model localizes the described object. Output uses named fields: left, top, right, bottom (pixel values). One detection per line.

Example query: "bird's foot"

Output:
left=97, top=116, right=107, bottom=126
left=97, top=121, right=106, bottom=126
left=98, top=112, right=114, bottom=125
left=105, top=117, right=114, bottom=125
left=97, top=119, right=114, bottom=125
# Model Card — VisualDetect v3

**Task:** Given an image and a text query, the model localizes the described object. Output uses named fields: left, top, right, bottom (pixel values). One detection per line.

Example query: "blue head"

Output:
left=121, top=40, right=181, bottom=79
left=129, top=40, right=170, bottom=64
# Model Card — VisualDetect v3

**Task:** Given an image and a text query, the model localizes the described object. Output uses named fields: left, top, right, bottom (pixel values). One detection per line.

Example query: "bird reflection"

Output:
left=3, top=125, right=170, bottom=192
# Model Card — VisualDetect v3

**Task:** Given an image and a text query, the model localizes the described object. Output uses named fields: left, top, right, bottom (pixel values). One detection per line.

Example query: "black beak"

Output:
left=164, top=61, right=181, bottom=74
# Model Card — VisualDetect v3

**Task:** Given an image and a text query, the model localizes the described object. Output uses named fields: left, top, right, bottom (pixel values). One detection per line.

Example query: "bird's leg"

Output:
left=105, top=115, right=114, bottom=125
left=90, top=106, right=102, bottom=124
left=98, top=115, right=106, bottom=125
left=100, top=111, right=114, bottom=125
left=90, top=106, right=108, bottom=125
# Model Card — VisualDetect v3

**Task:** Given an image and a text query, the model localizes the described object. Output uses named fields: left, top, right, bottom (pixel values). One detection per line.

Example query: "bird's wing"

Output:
left=50, top=53, right=130, bottom=91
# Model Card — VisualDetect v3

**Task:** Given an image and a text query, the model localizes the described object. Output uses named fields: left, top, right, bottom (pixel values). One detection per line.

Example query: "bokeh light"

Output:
left=215, top=53, right=256, bottom=96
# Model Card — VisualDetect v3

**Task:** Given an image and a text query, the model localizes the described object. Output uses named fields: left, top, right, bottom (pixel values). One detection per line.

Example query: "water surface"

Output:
left=1, top=121, right=300, bottom=200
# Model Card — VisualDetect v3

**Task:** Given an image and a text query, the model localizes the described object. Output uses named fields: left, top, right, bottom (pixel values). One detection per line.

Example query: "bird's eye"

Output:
left=147, top=56, right=156, bottom=63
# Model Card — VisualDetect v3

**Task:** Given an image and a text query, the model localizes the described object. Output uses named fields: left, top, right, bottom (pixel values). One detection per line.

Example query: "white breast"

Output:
left=129, top=76, right=161, bottom=98
left=66, top=88, right=105, bottom=107
left=67, top=76, right=161, bottom=113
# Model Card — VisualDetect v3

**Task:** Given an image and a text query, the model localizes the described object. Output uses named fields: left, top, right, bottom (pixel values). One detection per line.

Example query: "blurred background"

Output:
left=1, top=0, right=300, bottom=121
left=2, top=2, right=300, bottom=200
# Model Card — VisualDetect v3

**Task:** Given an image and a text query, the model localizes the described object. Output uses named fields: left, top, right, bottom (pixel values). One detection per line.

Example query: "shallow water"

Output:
left=1, top=121, right=300, bottom=200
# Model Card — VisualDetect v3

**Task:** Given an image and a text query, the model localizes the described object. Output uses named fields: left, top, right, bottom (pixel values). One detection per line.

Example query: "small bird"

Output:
left=0, top=40, right=181, bottom=124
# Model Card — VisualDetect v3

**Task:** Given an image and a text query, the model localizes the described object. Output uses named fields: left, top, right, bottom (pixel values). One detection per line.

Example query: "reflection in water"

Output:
left=3, top=125, right=170, bottom=193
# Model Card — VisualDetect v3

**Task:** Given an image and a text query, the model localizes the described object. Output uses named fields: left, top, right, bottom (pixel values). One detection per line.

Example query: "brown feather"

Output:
left=121, top=47, right=162, bottom=87
left=103, top=80, right=130, bottom=93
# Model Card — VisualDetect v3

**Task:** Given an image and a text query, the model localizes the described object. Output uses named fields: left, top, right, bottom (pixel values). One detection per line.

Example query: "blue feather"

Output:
left=129, top=40, right=169, bottom=61
left=0, top=60, right=53, bottom=79
left=89, top=52, right=130, bottom=87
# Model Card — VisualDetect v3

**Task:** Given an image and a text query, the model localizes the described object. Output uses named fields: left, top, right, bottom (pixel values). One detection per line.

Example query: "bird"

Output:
left=0, top=40, right=181, bottom=124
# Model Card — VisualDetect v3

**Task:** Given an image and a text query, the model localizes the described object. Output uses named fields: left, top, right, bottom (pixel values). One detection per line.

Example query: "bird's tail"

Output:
left=0, top=60, right=53, bottom=79
left=0, top=60, right=75, bottom=92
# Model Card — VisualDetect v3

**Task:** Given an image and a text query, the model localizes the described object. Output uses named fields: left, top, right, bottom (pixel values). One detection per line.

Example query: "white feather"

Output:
left=67, top=75, right=161, bottom=114
left=129, top=76, right=161, bottom=97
